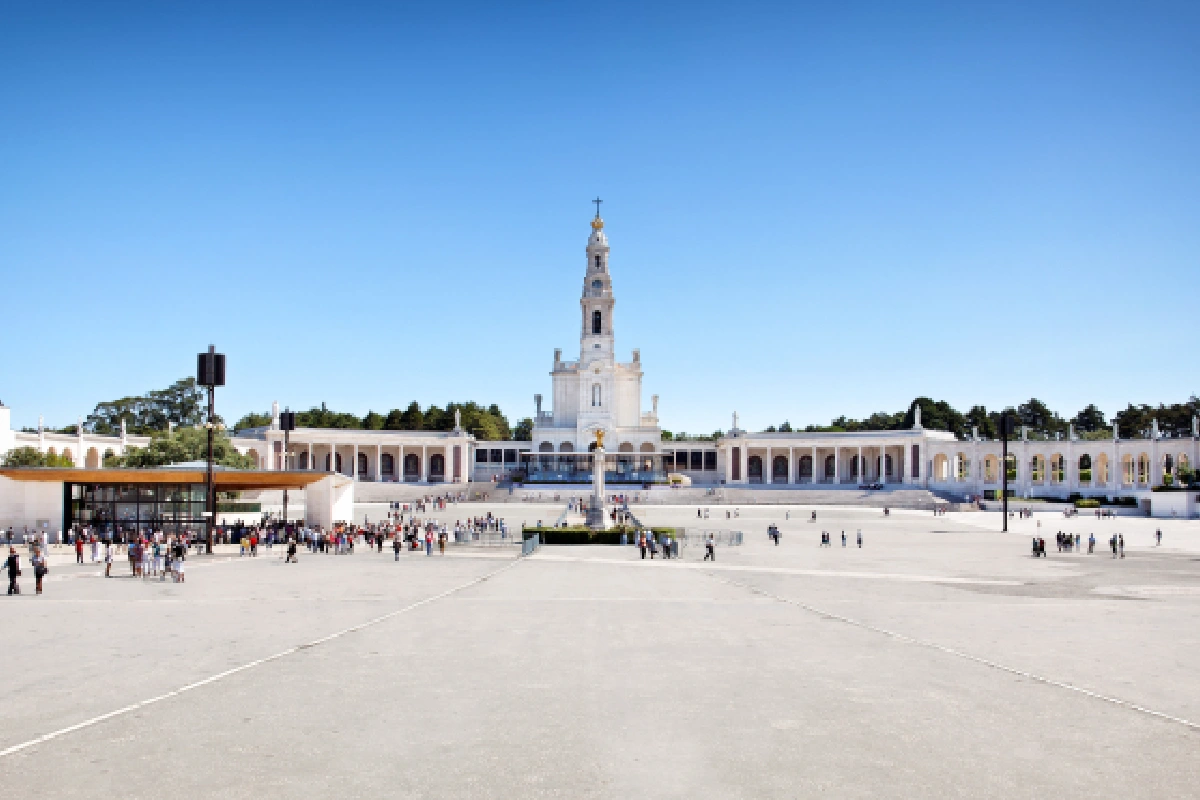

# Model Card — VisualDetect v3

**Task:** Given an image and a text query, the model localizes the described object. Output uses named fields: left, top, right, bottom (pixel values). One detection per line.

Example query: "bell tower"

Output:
left=581, top=197, right=614, bottom=360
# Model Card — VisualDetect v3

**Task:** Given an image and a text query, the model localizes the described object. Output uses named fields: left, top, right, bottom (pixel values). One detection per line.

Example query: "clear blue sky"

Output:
left=2, top=1, right=1197, bottom=434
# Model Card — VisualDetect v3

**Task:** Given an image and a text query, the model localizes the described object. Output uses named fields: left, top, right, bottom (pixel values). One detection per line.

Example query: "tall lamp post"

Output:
left=197, top=345, right=226, bottom=554
left=280, top=408, right=296, bottom=530
left=1000, top=412, right=1015, bottom=533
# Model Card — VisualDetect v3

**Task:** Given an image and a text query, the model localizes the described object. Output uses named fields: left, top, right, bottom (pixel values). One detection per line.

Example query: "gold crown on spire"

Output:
left=590, top=216, right=605, bottom=231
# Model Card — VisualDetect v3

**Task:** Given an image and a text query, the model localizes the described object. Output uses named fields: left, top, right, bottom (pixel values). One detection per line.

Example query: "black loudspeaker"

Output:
left=197, top=351, right=227, bottom=387
left=280, top=411, right=296, bottom=431
left=999, top=414, right=1016, bottom=437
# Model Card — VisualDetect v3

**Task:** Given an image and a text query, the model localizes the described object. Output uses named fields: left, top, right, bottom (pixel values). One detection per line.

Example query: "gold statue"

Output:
left=594, top=429, right=605, bottom=449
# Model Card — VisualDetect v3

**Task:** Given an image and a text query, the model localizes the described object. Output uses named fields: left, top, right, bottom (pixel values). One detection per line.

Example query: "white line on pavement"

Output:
left=712, top=573, right=1200, bottom=733
left=0, top=559, right=520, bottom=759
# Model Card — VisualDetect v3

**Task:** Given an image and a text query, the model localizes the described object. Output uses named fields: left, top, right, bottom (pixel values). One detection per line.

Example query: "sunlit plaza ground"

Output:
left=3, top=504, right=1199, bottom=798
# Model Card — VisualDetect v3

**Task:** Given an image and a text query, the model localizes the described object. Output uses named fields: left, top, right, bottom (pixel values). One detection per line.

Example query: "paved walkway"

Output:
left=2, top=506, right=1198, bottom=798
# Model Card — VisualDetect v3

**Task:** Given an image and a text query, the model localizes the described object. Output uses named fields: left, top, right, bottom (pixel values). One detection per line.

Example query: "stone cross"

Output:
left=732, top=411, right=739, bottom=431
left=454, top=409, right=462, bottom=430
left=914, top=406, right=922, bottom=428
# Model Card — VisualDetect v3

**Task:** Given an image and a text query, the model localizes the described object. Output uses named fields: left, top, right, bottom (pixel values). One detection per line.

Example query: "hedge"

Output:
left=1073, top=499, right=1100, bottom=509
left=522, top=525, right=676, bottom=546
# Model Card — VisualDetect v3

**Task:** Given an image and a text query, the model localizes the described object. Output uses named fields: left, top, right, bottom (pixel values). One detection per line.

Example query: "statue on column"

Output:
left=454, top=409, right=462, bottom=431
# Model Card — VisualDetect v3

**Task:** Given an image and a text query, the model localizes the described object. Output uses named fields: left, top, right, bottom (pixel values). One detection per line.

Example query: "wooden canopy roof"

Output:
left=0, top=467, right=337, bottom=491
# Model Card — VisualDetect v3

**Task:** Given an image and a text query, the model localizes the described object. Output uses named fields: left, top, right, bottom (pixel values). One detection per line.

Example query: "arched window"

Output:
left=357, top=452, right=368, bottom=477
left=592, top=310, right=602, bottom=335
left=592, top=384, right=602, bottom=407
left=594, top=254, right=601, bottom=270
left=381, top=453, right=394, bottom=476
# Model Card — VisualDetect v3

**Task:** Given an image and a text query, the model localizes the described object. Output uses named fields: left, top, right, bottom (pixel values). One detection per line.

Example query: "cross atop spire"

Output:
left=592, top=196, right=603, bottom=217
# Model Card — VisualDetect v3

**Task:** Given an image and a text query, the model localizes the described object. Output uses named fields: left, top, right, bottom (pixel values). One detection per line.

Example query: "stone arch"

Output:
left=404, top=453, right=419, bottom=477
left=1049, top=453, right=1064, bottom=484
left=430, top=453, right=445, bottom=479
left=559, top=442, right=574, bottom=452
left=850, top=454, right=862, bottom=479
left=592, top=310, right=602, bottom=335
left=639, top=443, right=655, bottom=453
left=882, top=454, right=893, bottom=479
left=772, top=455, right=788, bottom=481
left=618, top=442, right=634, bottom=453
left=62, top=447, right=73, bottom=465
left=1078, top=453, right=1092, bottom=484
left=85, top=447, right=100, bottom=468
left=824, top=454, right=835, bottom=479
left=1121, top=453, right=1134, bottom=484
left=747, top=455, right=763, bottom=482
left=1137, top=452, right=1150, bottom=484
left=799, top=455, right=813, bottom=479
left=933, top=453, right=950, bottom=481
left=955, top=452, right=970, bottom=481
left=1031, top=454, right=1045, bottom=484
left=591, top=383, right=602, bottom=407
left=983, top=455, right=998, bottom=483
left=538, top=442, right=555, bottom=452
left=381, top=453, right=394, bottom=477
left=357, top=452, right=368, bottom=477
left=1095, top=452, right=1109, bottom=484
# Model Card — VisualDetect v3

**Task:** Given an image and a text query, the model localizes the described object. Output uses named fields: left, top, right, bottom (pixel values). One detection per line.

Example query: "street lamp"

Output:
left=197, top=345, right=226, bottom=554
left=280, top=408, right=296, bottom=531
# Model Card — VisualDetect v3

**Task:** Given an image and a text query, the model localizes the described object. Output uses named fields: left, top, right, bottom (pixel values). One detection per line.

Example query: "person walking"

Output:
left=1088, top=533, right=1095, bottom=554
left=1074, top=533, right=1081, bottom=552
left=841, top=531, right=847, bottom=547
left=1110, top=534, right=1118, bottom=558
left=704, top=533, right=715, bottom=562
left=639, top=534, right=647, bottom=560
left=75, top=535, right=84, bottom=564
left=31, top=546, right=47, bottom=595
left=425, top=531, right=433, bottom=557
left=104, top=540, right=113, bottom=577
left=857, top=529, right=863, bottom=548
left=5, top=547, right=20, bottom=595
left=1119, top=534, right=1125, bottom=558
left=393, top=535, right=401, bottom=561
left=1156, top=528, right=1162, bottom=546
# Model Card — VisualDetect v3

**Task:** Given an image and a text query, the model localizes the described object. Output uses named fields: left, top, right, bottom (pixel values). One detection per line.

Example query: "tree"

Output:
left=233, top=411, right=272, bottom=430
left=86, top=377, right=208, bottom=434
left=383, top=408, right=406, bottom=430
left=512, top=417, right=533, bottom=441
left=966, top=405, right=997, bottom=439
left=399, top=401, right=425, bottom=431
left=115, top=427, right=254, bottom=469
left=1072, top=404, right=1107, bottom=433
left=660, top=430, right=674, bottom=441
left=2, top=446, right=74, bottom=467
left=362, top=411, right=385, bottom=430
left=779, top=421, right=793, bottom=432
left=1016, top=398, right=1065, bottom=436
left=904, top=397, right=966, bottom=436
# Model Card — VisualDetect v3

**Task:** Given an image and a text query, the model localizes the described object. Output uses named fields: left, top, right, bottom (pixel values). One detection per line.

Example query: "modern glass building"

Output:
left=66, top=482, right=210, bottom=539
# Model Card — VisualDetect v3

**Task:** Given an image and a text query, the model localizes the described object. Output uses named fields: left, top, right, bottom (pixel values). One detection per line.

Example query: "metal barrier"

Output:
left=675, top=529, right=744, bottom=547
left=521, top=533, right=541, bottom=557
left=452, top=530, right=518, bottom=547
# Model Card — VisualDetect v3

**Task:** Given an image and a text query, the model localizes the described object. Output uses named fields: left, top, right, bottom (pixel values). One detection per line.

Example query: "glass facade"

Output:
left=66, top=483, right=208, bottom=540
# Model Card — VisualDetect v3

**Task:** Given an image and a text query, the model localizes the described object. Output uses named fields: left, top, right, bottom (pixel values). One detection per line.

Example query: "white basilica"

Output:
left=531, top=210, right=661, bottom=456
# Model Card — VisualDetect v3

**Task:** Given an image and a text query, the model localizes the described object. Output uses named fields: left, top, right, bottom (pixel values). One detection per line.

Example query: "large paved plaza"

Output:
left=2, top=504, right=1198, bottom=798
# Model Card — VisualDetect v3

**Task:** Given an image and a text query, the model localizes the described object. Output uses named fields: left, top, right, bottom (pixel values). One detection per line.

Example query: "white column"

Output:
left=740, top=444, right=748, bottom=485
left=420, top=445, right=427, bottom=482
left=812, top=445, right=817, bottom=484
left=834, top=448, right=840, bottom=484
left=353, top=444, right=359, bottom=481
left=857, top=445, right=862, bottom=483
left=787, top=446, right=794, bottom=484
left=765, top=446, right=772, bottom=484
left=307, top=442, right=313, bottom=470
left=376, top=444, right=382, bottom=482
